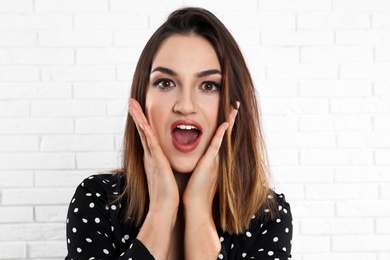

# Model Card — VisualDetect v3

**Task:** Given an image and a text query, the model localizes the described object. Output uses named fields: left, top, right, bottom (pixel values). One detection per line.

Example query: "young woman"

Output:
left=66, top=7, right=292, bottom=260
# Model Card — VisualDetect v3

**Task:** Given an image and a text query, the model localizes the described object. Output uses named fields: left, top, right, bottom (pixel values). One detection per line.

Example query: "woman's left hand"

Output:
left=182, top=102, right=239, bottom=260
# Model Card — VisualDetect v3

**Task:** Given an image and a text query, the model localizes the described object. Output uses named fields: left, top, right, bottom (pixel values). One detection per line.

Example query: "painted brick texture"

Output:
left=0, top=0, right=389, bottom=259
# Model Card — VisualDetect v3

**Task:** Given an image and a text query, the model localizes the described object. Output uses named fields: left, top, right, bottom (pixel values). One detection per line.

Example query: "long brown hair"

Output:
left=115, top=7, right=277, bottom=234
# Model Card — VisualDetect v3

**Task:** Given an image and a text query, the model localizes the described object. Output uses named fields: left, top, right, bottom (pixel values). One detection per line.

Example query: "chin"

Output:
left=171, top=160, right=198, bottom=174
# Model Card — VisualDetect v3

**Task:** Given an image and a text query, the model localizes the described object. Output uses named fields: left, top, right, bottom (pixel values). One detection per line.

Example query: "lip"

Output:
left=170, top=119, right=203, bottom=153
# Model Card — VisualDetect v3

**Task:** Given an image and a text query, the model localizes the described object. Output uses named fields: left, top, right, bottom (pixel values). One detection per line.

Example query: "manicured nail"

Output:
left=129, top=107, right=134, bottom=117
left=139, top=123, right=145, bottom=131
left=236, top=101, right=240, bottom=110
left=128, top=99, right=134, bottom=107
left=224, top=122, right=229, bottom=131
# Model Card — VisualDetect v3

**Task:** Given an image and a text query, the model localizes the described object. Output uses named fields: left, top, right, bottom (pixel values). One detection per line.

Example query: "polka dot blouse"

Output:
left=65, top=173, right=293, bottom=259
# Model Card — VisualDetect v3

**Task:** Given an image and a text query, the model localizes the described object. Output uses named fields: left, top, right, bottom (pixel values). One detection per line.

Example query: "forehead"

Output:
left=151, top=34, right=221, bottom=72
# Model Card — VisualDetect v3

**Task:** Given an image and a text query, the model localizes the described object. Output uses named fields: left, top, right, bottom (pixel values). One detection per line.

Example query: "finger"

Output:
left=228, top=101, right=239, bottom=132
left=129, top=98, right=149, bottom=124
left=140, top=122, right=169, bottom=161
left=129, top=106, right=150, bottom=155
left=202, top=122, right=229, bottom=163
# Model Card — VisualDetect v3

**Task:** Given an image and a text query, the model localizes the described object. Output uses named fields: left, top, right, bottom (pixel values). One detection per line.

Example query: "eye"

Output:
left=153, top=79, right=175, bottom=89
left=200, top=81, right=220, bottom=92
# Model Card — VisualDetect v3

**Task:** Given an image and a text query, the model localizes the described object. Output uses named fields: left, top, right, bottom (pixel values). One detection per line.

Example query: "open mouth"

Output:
left=171, top=125, right=202, bottom=145
left=170, top=120, right=203, bottom=153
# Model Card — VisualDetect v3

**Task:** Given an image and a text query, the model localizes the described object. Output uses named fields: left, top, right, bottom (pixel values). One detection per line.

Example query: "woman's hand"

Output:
left=183, top=102, right=239, bottom=260
left=128, top=98, right=180, bottom=211
left=128, top=98, right=179, bottom=260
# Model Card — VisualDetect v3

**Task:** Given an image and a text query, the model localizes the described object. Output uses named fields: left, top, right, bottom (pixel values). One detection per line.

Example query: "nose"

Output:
left=173, top=87, right=197, bottom=115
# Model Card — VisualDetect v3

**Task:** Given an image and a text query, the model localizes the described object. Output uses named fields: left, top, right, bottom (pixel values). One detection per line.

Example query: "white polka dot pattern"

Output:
left=65, top=173, right=293, bottom=260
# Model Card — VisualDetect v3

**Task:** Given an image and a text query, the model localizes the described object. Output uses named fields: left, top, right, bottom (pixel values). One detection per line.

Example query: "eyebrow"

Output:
left=151, top=66, right=221, bottom=78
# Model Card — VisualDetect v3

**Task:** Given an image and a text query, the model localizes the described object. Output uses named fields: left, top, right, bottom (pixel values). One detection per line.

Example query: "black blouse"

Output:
left=65, top=173, right=293, bottom=259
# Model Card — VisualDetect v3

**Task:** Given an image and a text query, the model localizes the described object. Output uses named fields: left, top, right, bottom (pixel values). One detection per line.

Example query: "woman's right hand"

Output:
left=128, top=98, right=180, bottom=212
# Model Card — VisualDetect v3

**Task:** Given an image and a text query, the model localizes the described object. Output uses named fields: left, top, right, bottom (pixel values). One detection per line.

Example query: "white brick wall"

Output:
left=0, top=0, right=389, bottom=259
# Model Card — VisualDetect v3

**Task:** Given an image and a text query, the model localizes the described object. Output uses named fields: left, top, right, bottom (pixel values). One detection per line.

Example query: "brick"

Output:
left=301, top=149, right=373, bottom=165
left=257, top=81, right=298, bottom=97
left=246, top=46, right=299, bottom=64
left=34, top=170, right=94, bottom=187
left=297, top=13, right=370, bottom=29
left=41, top=66, right=115, bottom=82
left=73, top=83, right=130, bottom=99
left=274, top=183, right=305, bottom=200
left=0, top=171, right=34, bottom=188
left=373, top=13, right=390, bottom=28
left=40, top=135, right=114, bottom=151
left=268, top=149, right=298, bottom=166
left=341, top=64, right=390, bottom=79
left=375, top=47, right=390, bottom=61
left=223, top=12, right=295, bottom=29
left=0, top=207, right=34, bottom=223
left=267, top=132, right=335, bottom=149
left=379, top=253, right=390, bottom=260
left=302, top=253, right=376, bottom=260
left=111, top=0, right=184, bottom=12
left=301, top=218, right=374, bottom=235
left=114, top=30, right=154, bottom=47
left=0, top=242, right=26, bottom=258
left=266, top=64, right=338, bottom=80
left=300, top=80, right=372, bottom=97
left=381, top=184, right=390, bottom=199
left=262, top=30, right=334, bottom=46
left=337, top=200, right=390, bottom=217
left=306, top=183, right=378, bottom=200
left=374, top=81, right=390, bottom=96
left=0, top=83, right=71, bottom=99
left=336, top=30, right=390, bottom=45
left=35, top=0, right=108, bottom=12
left=107, top=100, right=128, bottom=116
left=116, top=64, right=137, bottom=81
left=75, top=117, right=126, bottom=134
left=27, top=241, right=66, bottom=258
left=0, top=32, right=36, bottom=47
left=0, top=66, right=39, bottom=82
left=258, top=0, right=331, bottom=11
left=2, top=188, right=74, bottom=205
left=31, top=100, right=106, bottom=117
left=331, top=97, right=390, bottom=113
left=0, top=14, right=72, bottom=30
left=290, top=201, right=335, bottom=218
left=332, top=235, right=390, bottom=251
left=300, top=115, right=372, bottom=131
left=293, top=235, right=330, bottom=253
left=0, top=0, right=32, bottom=12
left=0, top=223, right=64, bottom=241
left=335, top=166, right=390, bottom=183
left=377, top=150, right=390, bottom=165
left=227, top=29, right=261, bottom=47
left=376, top=218, right=390, bottom=233
left=261, top=97, right=329, bottom=115
left=75, top=14, right=148, bottom=30
left=76, top=152, right=121, bottom=169
left=338, top=131, right=390, bottom=148
left=272, top=166, right=334, bottom=183
left=374, top=116, right=390, bottom=130
left=39, top=31, right=112, bottom=47
left=0, top=136, right=39, bottom=152
left=301, top=46, right=373, bottom=62
left=76, top=48, right=141, bottom=64
left=262, top=115, right=298, bottom=132
left=0, top=101, right=30, bottom=117
left=0, top=153, right=75, bottom=170
left=333, top=0, right=390, bottom=11
left=0, top=118, right=73, bottom=134
left=35, top=206, right=68, bottom=222
left=0, top=49, right=73, bottom=65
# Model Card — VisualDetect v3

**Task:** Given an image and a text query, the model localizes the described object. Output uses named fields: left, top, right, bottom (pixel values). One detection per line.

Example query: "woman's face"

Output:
left=145, top=34, right=222, bottom=173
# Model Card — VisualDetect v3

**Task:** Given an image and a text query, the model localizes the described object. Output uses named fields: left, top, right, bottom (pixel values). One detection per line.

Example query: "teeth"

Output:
left=177, top=125, right=198, bottom=130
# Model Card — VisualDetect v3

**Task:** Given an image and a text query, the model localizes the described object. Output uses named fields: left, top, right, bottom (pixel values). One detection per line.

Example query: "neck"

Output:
left=173, top=171, right=192, bottom=198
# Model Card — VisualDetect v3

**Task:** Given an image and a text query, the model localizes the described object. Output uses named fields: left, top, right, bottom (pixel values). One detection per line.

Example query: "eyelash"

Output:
left=152, top=78, right=221, bottom=92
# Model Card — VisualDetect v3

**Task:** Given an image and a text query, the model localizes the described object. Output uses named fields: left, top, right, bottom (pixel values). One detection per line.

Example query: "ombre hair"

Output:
left=114, top=7, right=277, bottom=234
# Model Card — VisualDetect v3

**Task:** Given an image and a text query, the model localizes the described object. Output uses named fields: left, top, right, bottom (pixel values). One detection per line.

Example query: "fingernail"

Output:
left=139, top=123, right=145, bottom=131
left=236, top=101, right=240, bottom=110
left=128, top=99, right=133, bottom=107
left=224, top=122, right=229, bottom=131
